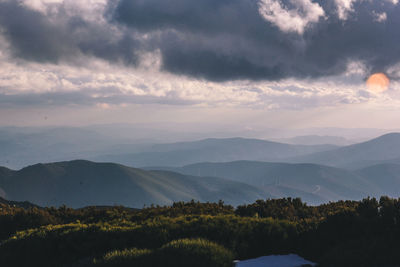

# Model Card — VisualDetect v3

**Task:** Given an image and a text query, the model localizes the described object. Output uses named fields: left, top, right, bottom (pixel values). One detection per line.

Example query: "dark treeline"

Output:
left=1, top=197, right=400, bottom=266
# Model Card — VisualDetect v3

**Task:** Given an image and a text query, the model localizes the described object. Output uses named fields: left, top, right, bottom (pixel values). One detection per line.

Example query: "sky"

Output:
left=1, top=0, right=400, bottom=131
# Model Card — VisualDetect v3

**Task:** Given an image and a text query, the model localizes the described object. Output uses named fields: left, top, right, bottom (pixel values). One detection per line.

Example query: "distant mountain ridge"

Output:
left=94, top=133, right=400, bottom=169
left=0, top=127, right=341, bottom=169
left=94, top=137, right=337, bottom=168
left=148, top=160, right=384, bottom=204
left=3, top=126, right=400, bottom=172
left=2, top=133, right=400, bottom=207
left=0, top=127, right=122, bottom=169
left=290, top=133, right=400, bottom=169
left=271, top=135, right=353, bottom=146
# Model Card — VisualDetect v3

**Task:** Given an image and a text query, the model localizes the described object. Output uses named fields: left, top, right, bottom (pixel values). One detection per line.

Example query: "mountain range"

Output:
left=271, top=135, right=355, bottom=146
left=93, top=138, right=337, bottom=168
left=3, top=126, right=400, bottom=172
left=290, top=133, right=400, bottom=169
left=2, top=158, right=400, bottom=208
left=0, top=160, right=273, bottom=208
left=93, top=133, right=400, bottom=171
left=148, top=161, right=389, bottom=204
left=2, top=132, right=400, bottom=207
left=0, top=127, right=338, bottom=169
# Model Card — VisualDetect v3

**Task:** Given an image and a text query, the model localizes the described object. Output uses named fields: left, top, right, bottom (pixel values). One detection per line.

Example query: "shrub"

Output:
left=93, top=238, right=234, bottom=267
left=94, top=248, right=153, bottom=267
left=155, top=238, right=234, bottom=267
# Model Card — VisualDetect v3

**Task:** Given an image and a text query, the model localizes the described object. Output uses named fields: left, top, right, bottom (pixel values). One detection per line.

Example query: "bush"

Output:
left=94, top=248, right=152, bottom=267
left=94, top=238, right=234, bottom=267
left=155, top=238, right=234, bottom=267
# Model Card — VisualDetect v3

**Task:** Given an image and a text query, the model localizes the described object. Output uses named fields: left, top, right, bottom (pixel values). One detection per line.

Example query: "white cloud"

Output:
left=335, top=0, right=397, bottom=20
left=258, top=0, right=325, bottom=34
left=19, top=0, right=108, bottom=22
left=343, top=61, right=368, bottom=77
left=372, top=11, right=387, bottom=22
left=335, top=0, right=357, bottom=20
left=19, top=0, right=63, bottom=13
left=0, top=54, right=378, bottom=111
left=0, top=2, right=397, bottom=112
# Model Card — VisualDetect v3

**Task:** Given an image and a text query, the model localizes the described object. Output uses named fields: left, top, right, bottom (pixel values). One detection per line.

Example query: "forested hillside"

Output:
left=1, top=197, right=400, bottom=266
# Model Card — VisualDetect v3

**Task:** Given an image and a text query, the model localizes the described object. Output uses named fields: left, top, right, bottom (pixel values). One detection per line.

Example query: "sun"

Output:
left=366, top=73, right=390, bottom=93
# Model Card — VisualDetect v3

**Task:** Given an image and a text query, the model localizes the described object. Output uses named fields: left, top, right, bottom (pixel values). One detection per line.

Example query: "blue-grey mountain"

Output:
left=149, top=161, right=383, bottom=204
left=290, top=133, right=400, bottom=169
left=94, top=138, right=337, bottom=168
left=0, top=160, right=271, bottom=208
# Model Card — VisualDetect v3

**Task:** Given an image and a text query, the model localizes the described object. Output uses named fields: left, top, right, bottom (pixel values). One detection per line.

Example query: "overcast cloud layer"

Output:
left=0, top=0, right=400, bottom=126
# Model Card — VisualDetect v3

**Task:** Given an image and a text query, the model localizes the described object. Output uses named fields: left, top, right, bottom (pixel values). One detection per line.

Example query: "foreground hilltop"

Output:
left=0, top=197, right=39, bottom=209
left=1, top=197, right=400, bottom=267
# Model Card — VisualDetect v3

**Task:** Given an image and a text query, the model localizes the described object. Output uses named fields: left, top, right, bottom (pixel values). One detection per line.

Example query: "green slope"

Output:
left=0, top=160, right=271, bottom=208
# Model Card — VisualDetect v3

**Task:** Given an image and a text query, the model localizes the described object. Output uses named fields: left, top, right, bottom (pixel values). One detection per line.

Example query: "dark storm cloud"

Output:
left=112, top=0, right=261, bottom=35
left=306, top=1, right=400, bottom=77
left=0, top=0, right=139, bottom=65
left=111, top=0, right=400, bottom=81
left=112, top=0, right=296, bottom=80
left=0, top=1, right=75, bottom=62
left=1, top=0, right=400, bottom=81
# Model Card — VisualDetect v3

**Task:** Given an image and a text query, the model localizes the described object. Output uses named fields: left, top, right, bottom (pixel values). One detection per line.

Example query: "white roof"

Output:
left=235, top=254, right=316, bottom=267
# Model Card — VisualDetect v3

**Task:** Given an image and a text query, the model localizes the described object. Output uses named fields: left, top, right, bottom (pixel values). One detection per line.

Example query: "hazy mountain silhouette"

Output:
left=95, top=138, right=337, bottom=168
left=356, top=163, right=400, bottom=198
left=0, top=160, right=273, bottom=208
left=290, top=133, right=400, bottom=169
left=148, top=161, right=382, bottom=203
left=3, top=133, right=400, bottom=207
left=1, top=159, right=397, bottom=207
left=0, top=127, right=340, bottom=170
left=0, top=127, right=120, bottom=169
left=271, top=135, right=353, bottom=146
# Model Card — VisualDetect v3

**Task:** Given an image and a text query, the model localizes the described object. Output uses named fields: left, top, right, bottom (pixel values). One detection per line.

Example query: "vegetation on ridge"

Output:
left=1, top=197, right=400, bottom=266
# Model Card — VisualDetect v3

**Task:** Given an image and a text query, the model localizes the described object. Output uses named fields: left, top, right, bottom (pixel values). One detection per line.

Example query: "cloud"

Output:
left=258, top=0, right=325, bottom=34
left=0, top=0, right=400, bottom=84
left=19, top=0, right=64, bottom=13
left=335, top=0, right=357, bottom=20
left=0, top=54, right=379, bottom=111
left=0, top=0, right=140, bottom=65
left=372, top=11, right=387, bottom=22
left=110, top=0, right=400, bottom=81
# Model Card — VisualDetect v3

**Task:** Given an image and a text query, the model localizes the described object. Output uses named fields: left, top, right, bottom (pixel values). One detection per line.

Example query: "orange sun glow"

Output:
left=366, top=73, right=390, bottom=93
